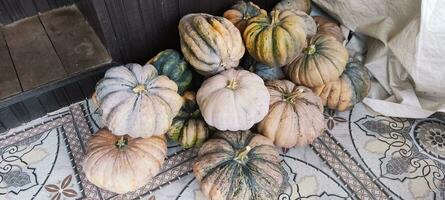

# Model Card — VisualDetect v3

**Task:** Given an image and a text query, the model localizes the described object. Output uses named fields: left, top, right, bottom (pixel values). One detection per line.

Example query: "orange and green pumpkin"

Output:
left=313, top=16, right=345, bottom=43
left=147, top=49, right=192, bottom=94
left=239, top=55, right=285, bottom=81
left=312, top=61, right=371, bottom=111
left=223, top=1, right=267, bottom=33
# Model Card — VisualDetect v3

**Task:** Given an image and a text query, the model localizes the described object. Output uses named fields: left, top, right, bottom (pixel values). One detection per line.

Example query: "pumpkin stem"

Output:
left=132, top=84, right=146, bottom=94
left=115, top=136, right=128, bottom=149
left=284, top=88, right=305, bottom=103
left=226, top=78, right=238, bottom=90
left=271, top=10, right=280, bottom=25
left=234, top=146, right=252, bottom=164
left=306, top=45, right=317, bottom=55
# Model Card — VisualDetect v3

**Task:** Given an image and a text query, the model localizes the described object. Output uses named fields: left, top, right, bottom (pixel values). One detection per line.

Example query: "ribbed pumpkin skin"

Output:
left=239, top=55, right=285, bottom=81
left=83, top=128, right=167, bottom=194
left=258, top=80, right=325, bottom=148
left=223, top=1, right=266, bottom=33
left=168, top=91, right=209, bottom=148
left=95, top=64, right=183, bottom=138
left=148, top=49, right=192, bottom=94
left=314, top=16, right=345, bottom=43
left=285, top=34, right=348, bottom=87
left=196, top=69, right=269, bottom=131
left=179, top=13, right=245, bottom=76
left=193, top=130, right=286, bottom=200
left=312, top=61, right=371, bottom=111
left=274, top=0, right=312, bottom=14
left=244, top=10, right=307, bottom=67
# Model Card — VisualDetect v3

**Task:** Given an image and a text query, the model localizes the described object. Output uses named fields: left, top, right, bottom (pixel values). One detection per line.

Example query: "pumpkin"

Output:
left=179, top=13, right=245, bottom=76
left=196, top=69, right=269, bottom=131
left=313, top=16, right=345, bottom=43
left=239, top=55, right=285, bottom=81
left=312, top=61, right=371, bottom=111
left=258, top=80, right=325, bottom=148
left=223, top=1, right=267, bottom=33
left=147, top=49, right=192, bottom=94
left=244, top=10, right=307, bottom=67
left=168, top=91, right=209, bottom=148
left=95, top=63, right=183, bottom=138
left=284, top=34, right=348, bottom=87
left=274, top=0, right=312, bottom=14
left=83, top=128, right=167, bottom=194
left=193, top=130, right=287, bottom=200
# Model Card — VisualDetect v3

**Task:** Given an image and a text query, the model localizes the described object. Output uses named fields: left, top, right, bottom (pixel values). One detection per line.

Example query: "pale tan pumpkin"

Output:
left=274, top=0, right=312, bottom=14
left=179, top=13, right=245, bottom=76
left=314, top=16, right=345, bottom=43
left=223, top=1, right=267, bottom=33
left=258, top=80, right=325, bottom=148
left=196, top=69, right=269, bottom=131
left=83, top=128, right=167, bottom=194
left=285, top=34, right=348, bottom=87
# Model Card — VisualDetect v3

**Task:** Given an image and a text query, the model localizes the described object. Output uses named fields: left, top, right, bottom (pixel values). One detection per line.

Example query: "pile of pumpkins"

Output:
left=82, top=0, right=371, bottom=199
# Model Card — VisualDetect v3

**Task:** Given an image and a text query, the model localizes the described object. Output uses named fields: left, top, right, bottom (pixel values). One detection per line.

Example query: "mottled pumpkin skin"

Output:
left=313, top=16, right=345, bottom=43
left=196, top=69, right=269, bottom=131
left=258, top=80, right=325, bottom=148
left=148, top=49, right=192, bottom=94
left=83, top=128, right=167, bottom=194
left=168, top=91, right=209, bottom=148
left=179, top=13, right=245, bottom=76
left=312, top=61, right=371, bottom=111
left=223, top=1, right=266, bottom=33
left=274, top=0, right=312, bottom=14
left=239, top=55, right=285, bottom=81
left=193, top=130, right=287, bottom=200
left=95, top=64, right=183, bottom=138
left=285, top=34, right=348, bottom=87
left=244, top=10, right=307, bottom=67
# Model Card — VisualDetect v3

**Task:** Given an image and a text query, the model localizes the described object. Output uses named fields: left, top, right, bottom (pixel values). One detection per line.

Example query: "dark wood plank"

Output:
left=22, top=97, right=46, bottom=119
left=37, top=92, right=60, bottom=113
left=0, top=1, right=13, bottom=24
left=39, top=6, right=111, bottom=75
left=10, top=102, right=31, bottom=123
left=0, top=107, right=21, bottom=129
left=3, top=16, right=67, bottom=91
left=1, top=0, right=37, bottom=21
left=64, top=82, right=84, bottom=103
left=0, top=29, right=21, bottom=99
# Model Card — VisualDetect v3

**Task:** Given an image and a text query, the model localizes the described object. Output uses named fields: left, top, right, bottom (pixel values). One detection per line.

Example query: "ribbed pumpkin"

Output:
left=314, top=16, right=345, bottom=43
left=196, top=69, right=269, bottom=131
left=312, top=61, right=371, bottom=111
left=179, top=13, right=245, bottom=76
left=193, top=130, right=287, bottom=200
left=239, top=55, right=285, bottom=81
left=285, top=34, right=348, bottom=87
left=168, top=91, right=209, bottom=148
left=83, top=128, right=167, bottom=194
left=147, top=49, right=192, bottom=94
left=274, top=0, right=312, bottom=14
left=223, top=1, right=266, bottom=33
left=244, top=10, right=307, bottom=67
left=95, top=63, right=183, bottom=138
left=258, top=80, right=325, bottom=148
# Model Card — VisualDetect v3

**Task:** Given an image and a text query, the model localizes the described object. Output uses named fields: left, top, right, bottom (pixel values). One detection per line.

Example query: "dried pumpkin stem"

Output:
left=306, top=45, right=317, bottom=55
left=226, top=78, right=238, bottom=90
left=284, top=88, right=305, bottom=102
left=132, top=84, right=146, bottom=94
left=234, top=146, right=252, bottom=164
left=271, top=10, right=280, bottom=25
left=115, top=136, right=128, bottom=149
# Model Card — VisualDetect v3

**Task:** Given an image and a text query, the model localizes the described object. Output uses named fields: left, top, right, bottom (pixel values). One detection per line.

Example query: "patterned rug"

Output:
left=1, top=99, right=444, bottom=200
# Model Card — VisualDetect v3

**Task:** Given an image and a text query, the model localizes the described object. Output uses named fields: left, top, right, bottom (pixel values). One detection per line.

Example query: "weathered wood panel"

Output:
left=0, top=29, right=21, bottom=99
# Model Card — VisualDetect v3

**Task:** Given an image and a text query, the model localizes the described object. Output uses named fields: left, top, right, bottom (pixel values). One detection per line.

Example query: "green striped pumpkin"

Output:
left=148, top=49, right=192, bottom=94
left=167, top=91, right=209, bottom=148
left=312, top=61, right=371, bottom=111
left=193, top=130, right=287, bottom=200
left=239, top=55, right=285, bottom=81
left=244, top=10, right=307, bottom=67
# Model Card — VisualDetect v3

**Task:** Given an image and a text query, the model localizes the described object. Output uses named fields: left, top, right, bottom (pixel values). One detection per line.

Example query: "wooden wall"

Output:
left=76, top=0, right=279, bottom=64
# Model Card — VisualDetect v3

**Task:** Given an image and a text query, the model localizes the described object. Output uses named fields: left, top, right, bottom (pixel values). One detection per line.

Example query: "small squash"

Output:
left=95, top=63, right=183, bottom=138
left=83, top=128, right=167, bottom=194
left=147, top=49, right=192, bottom=94
left=239, top=55, right=285, bottom=81
left=196, top=69, right=269, bottom=131
left=285, top=34, right=348, bottom=87
left=244, top=10, right=307, bottom=67
left=193, top=130, right=287, bottom=200
left=313, top=16, right=345, bottom=43
left=312, top=61, right=371, bottom=111
left=258, top=80, right=325, bottom=148
left=168, top=91, right=209, bottom=148
left=179, top=13, right=245, bottom=76
left=274, top=0, right=312, bottom=14
left=223, top=1, right=267, bottom=33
